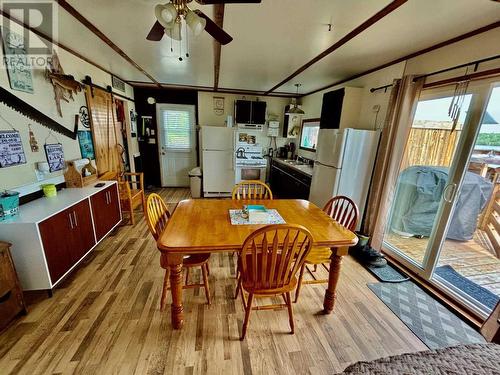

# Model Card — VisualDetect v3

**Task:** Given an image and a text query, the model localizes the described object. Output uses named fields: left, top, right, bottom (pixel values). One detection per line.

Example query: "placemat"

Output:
left=229, top=209, right=286, bottom=225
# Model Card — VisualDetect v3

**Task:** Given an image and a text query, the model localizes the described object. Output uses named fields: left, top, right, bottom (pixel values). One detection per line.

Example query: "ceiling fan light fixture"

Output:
left=165, top=21, right=182, bottom=41
left=285, top=84, right=305, bottom=115
left=186, top=10, right=206, bottom=36
left=155, top=3, right=177, bottom=29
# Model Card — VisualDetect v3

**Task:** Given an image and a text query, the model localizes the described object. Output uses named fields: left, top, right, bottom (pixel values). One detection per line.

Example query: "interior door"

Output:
left=157, top=104, right=197, bottom=187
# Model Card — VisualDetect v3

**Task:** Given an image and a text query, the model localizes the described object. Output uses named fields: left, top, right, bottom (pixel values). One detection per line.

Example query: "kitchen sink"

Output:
left=283, top=159, right=305, bottom=166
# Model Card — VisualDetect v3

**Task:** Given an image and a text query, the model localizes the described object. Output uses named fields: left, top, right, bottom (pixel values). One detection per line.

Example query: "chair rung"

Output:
left=302, top=279, right=328, bottom=285
left=251, top=304, right=287, bottom=311
left=167, top=283, right=205, bottom=290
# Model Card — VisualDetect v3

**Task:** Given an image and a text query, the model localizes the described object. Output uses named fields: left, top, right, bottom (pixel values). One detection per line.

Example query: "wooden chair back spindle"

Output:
left=232, top=180, right=273, bottom=200
left=323, top=196, right=359, bottom=231
left=240, top=225, right=313, bottom=290
left=146, top=193, right=171, bottom=240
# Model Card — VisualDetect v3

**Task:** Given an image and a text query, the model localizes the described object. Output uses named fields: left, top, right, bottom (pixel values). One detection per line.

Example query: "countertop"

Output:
left=272, top=158, right=314, bottom=177
left=0, top=180, right=117, bottom=224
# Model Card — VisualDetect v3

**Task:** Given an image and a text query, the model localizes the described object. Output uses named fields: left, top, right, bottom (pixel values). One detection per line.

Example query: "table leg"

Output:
left=323, top=247, right=347, bottom=314
left=167, top=254, right=184, bottom=329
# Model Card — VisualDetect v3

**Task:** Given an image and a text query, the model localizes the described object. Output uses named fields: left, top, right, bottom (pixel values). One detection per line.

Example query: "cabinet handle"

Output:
left=73, top=211, right=78, bottom=227
left=69, top=213, right=74, bottom=229
left=106, top=191, right=110, bottom=204
left=0, top=290, right=11, bottom=303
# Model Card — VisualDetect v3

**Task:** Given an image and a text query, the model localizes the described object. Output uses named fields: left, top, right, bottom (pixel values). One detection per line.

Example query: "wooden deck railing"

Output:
left=481, top=183, right=500, bottom=258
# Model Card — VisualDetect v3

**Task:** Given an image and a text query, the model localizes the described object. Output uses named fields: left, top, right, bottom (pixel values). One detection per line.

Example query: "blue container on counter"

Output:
left=0, top=190, right=20, bottom=221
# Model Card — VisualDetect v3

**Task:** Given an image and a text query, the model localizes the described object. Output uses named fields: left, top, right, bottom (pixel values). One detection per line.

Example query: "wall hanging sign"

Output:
left=0, top=130, right=27, bottom=168
left=213, top=96, right=224, bottom=115
left=77, top=130, right=95, bottom=160
left=44, top=143, right=65, bottom=172
left=79, top=106, right=90, bottom=128
left=28, top=125, right=39, bottom=152
left=1, top=29, right=34, bottom=94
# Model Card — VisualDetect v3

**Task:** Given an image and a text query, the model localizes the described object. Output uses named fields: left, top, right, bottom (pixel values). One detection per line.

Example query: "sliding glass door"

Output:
left=382, top=79, right=498, bottom=317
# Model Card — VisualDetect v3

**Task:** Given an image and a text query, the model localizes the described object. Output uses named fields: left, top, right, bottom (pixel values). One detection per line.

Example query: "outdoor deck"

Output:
left=385, top=230, right=500, bottom=296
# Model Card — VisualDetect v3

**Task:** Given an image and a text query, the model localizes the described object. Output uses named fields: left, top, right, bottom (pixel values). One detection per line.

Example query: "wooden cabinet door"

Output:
left=68, top=199, right=95, bottom=261
left=91, top=185, right=121, bottom=241
left=39, top=209, right=73, bottom=284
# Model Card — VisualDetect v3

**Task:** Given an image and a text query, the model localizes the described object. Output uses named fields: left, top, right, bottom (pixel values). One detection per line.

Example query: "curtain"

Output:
left=362, top=75, right=424, bottom=250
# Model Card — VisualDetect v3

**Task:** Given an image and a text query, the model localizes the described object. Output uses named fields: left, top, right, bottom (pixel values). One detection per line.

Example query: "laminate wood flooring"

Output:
left=0, top=188, right=426, bottom=375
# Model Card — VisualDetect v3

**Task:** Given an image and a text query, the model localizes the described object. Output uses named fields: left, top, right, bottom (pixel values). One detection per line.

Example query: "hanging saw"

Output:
left=0, top=86, right=77, bottom=139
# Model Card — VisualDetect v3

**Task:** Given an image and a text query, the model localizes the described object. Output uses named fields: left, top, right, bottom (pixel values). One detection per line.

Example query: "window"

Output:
left=161, top=109, right=193, bottom=151
left=299, top=119, right=320, bottom=152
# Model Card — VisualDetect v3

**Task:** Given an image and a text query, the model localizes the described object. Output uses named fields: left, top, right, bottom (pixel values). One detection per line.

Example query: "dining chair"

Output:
left=232, top=180, right=273, bottom=200
left=294, top=195, right=359, bottom=303
left=145, top=193, right=211, bottom=310
left=235, top=224, right=313, bottom=340
left=118, top=172, right=146, bottom=225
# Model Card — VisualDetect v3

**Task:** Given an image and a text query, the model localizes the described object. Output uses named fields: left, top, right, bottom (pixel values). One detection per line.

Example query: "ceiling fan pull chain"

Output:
left=179, top=37, right=183, bottom=61
left=170, top=36, right=173, bottom=53
left=186, top=24, right=190, bottom=58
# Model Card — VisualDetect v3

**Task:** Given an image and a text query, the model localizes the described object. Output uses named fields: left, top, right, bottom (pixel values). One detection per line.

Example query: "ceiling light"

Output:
left=155, top=3, right=177, bottom=29
left=186, top=10, right=206, bottom=36
left=165, top=22, right=182, bottom=41
left=286, top=84, right=305, bottom=115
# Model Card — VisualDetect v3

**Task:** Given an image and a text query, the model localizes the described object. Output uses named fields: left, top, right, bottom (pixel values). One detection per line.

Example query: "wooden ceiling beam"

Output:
left=56, top=0, right=161, bottom=87
left=303, top=21, right=500, bottom=97
left=264, top=0, right=408, bottom=95
left=213, top=4, right=224, bottom=91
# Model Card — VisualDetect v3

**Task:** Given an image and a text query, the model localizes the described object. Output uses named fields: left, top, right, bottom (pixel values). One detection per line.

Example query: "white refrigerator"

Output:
left=308, top=128, right=380, bottom=228
left=200, top=126, right=235, bottom=197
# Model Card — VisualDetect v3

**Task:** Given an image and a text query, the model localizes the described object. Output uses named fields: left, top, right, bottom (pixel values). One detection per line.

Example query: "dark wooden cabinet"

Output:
left=91, top=185, right=121, bottom=241
left=0, top=242, right=26, bottom=331
left=39, top=208, right=73, bottom=283
left=39, top=199, right=96, bottom=284
left=235, top=100, right=267, bottom=125
left=320, top=88, right=345, bottom=129
left=270, top=161, right=311, bottom=199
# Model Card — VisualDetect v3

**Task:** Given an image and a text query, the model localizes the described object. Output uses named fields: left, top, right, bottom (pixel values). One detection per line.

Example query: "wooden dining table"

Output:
left=157, top=198, right=358, bottom=329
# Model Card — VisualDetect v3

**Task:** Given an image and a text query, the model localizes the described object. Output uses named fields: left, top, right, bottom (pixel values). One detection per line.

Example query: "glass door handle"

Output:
left=443, top=183, right=457, bottom=203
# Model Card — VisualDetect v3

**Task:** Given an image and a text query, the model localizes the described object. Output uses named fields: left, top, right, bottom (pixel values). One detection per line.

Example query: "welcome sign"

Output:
left=0, top=130, right=26, bottom=168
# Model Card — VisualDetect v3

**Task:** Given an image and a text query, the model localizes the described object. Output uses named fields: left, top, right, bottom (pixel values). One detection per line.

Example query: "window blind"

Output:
left=161, top=109, right=192, bottom=150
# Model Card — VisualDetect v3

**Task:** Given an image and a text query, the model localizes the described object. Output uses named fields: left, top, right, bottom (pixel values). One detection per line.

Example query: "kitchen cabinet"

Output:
left=235, top=100, right=267, bottom=125
left=270, top=160, right=311, bottom=199
left=0, top=181, right=121, bottom=293
left=39, top=199, right=95, bottom=284
left=91, top=184, right=121, bottom=241
left=319, top=87, right=362, bottom=129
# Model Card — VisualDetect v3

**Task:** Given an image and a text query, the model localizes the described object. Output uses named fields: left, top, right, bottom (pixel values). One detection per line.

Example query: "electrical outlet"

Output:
left=35, top=169, right=45, bottom=182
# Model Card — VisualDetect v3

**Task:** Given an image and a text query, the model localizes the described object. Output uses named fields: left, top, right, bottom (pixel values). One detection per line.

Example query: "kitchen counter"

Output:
left=272, top=157, right=314, bottom=177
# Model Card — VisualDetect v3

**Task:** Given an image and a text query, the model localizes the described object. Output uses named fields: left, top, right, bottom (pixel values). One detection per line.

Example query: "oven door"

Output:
left=236, top=166, right=266, bottom=183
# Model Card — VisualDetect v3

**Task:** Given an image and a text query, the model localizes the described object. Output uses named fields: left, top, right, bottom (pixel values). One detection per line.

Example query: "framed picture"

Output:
left=77, top=130, right=95, bottom=160
left=0, top=130, right=27, bottom=168
left=44, top=143, right=65, bottom=172
left=1, top=29, right=34, bottom=94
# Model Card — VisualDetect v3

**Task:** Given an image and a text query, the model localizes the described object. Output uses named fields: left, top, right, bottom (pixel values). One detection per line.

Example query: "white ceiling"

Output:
left=48, top=0, right=500, bottom=93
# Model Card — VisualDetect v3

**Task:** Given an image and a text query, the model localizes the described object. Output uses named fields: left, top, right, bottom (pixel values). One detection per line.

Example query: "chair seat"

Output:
left=160, top=253, right=210, bottom=269
left=242, top=276, right=297, bottom=295
left=305, top=247, right=332, bottom=265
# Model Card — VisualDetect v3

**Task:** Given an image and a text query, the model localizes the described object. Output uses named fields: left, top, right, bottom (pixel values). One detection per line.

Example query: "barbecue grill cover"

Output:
left=389, top=166, right=493, bottom=241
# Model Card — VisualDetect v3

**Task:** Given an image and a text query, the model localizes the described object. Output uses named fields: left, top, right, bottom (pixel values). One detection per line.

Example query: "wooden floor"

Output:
left=0, top=188, right=427, bottom=375
left=385, top=231, right=500, bottom=296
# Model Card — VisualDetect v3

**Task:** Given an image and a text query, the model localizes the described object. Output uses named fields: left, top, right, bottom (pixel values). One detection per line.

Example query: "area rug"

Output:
left=365, top=263, right=410, bottom=283
left=368, top=281, right=485, bottom=349
left=435, top=265, right=499, bottom=310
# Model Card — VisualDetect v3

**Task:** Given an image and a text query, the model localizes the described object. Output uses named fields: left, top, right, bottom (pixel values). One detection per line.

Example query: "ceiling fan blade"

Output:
left=146, top=21, right=164, bottom=41
left=194, top=10, right=233, bottom=45
left=195, top=0, right=261, bottom=4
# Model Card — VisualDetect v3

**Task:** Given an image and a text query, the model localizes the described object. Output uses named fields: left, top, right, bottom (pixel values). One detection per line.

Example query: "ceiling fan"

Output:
left=146, top=0, right=262, bottom=45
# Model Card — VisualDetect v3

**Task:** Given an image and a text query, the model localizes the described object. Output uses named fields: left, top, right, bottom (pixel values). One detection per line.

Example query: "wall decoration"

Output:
left=0, top=86, right=77, bottom=139
left=77, top=130, right=95, bottom=160
left=213, top=96, right=224, bottom=115
left=28, top=125, right=39, bottom=152
left=1, top=29, right=34, bottom=94
left=44, top=143, right=65, bottom=172
left=0, top=130, right=27, bottom=168
left=45, top=53, right=83, bottom=117
left=79, top=106, right=90, bottom=128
